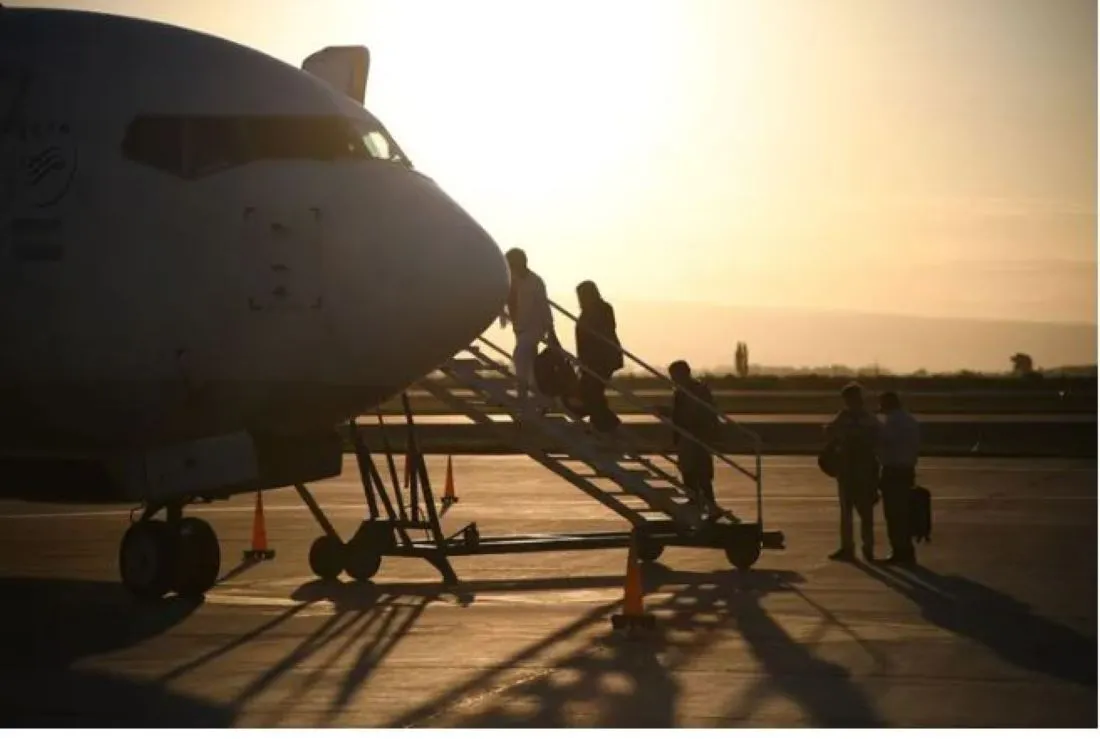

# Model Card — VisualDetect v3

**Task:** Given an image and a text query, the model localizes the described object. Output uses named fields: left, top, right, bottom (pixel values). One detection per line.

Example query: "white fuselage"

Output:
left=0, top=9, right=510, bottom=460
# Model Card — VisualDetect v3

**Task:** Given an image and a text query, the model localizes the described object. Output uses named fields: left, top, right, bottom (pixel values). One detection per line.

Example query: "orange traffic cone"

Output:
left=243, top=490, right=275, bottom=561
left=611, top=538, right=655, bottom=634
left=441, top=455, right=459, bottom=506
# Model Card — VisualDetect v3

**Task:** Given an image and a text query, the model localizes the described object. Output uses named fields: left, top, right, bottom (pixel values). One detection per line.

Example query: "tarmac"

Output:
left=0, top=454, right=1095, bottom=727
left=352, top=415, right=1096, bottom=458
left=357, top=413, right=1096, bottom=424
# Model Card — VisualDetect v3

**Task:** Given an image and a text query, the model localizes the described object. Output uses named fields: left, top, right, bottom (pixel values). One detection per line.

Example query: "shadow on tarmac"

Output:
left=0, top=576, right=233, bottom=727
left=5, top=559, right=1094, bottom=728
left=389, top=567, right=885, bottom=728
left=852, top=561, right=1097, bottom=688
left=0, top=568, right=884, bottom=728
left=154, top=573, right=644, bottom=727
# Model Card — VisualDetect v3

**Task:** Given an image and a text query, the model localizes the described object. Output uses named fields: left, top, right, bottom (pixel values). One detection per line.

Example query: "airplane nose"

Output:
left=333, top=171, right=510, bottom=387
left=408, top=187, right=511, bottom=356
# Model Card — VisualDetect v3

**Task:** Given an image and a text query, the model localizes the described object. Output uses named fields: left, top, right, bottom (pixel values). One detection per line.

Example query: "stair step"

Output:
left=446, top=358, right=486, bottom=372
left=461, top=351, right=510, bottom=371
left=606, top=493, right=692, bottom=505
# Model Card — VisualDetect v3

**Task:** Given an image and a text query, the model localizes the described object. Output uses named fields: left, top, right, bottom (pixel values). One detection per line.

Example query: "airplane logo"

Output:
left=19, top=122, right=78, bottom=209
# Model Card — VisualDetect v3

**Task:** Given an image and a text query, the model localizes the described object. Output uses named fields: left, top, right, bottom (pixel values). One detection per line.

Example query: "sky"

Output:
left=10, top=0, right=1099, bottom=371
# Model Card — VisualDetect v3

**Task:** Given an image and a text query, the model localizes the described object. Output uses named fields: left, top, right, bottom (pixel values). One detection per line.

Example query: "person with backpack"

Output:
left=500, top=247, right=559, bottom=416
left=666, top=360, right=722, bottom=518
left=877, top=390, right=921, bottom=565
left=824, top=382, right=881, bottom=561
left=571, top=280, right=624, bottom=433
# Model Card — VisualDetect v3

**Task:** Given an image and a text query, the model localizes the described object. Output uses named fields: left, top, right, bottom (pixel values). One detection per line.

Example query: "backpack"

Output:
left=534, top=346, right=575, bottom=398
left=910, top=485, right=932, bottom=543
left=817, top=441, right=841, bottom=478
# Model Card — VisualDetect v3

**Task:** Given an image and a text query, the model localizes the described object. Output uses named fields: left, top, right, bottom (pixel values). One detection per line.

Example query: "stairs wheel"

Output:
left=309, top=535, right=345, bottom=580
left=344, top=537, right=383, bottom=582
left=725, top=538, right=762, bottom=571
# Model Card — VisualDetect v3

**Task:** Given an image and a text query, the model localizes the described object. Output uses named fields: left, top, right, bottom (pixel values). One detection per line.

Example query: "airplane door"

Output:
left=241, top=205, right=324, bottom=312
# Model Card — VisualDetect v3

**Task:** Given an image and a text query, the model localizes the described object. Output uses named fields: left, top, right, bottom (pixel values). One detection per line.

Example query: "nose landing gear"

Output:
left=119, top=503, right=221, bottom=600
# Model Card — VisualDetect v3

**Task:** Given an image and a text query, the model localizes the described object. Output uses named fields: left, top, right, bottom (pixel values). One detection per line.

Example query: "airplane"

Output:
left=0, top=8, right=511, bottom=599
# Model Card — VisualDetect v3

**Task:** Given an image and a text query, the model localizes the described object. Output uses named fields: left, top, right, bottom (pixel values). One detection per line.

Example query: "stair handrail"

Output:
left=473, top=332, right=758, bottom=484
left=445, top=334, right=765, bottom=526
left=459, top=337, right=709, bottom=495
left=548, top=300, right=762, bottom=445
left=547, top=299, right=765, bottom=525
left=554, top=343, right=760, bottom=483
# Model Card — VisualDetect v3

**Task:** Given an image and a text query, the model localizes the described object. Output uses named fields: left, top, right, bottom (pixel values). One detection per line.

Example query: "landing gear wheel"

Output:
left=637, top=537, right=665, bottom=563
left=344, top=538, right=382, bottom=582
left=309, top=535, right=345, bottom=580
left=725, top=538, right=762, bottom=571
left=119, top=519, right=176, bottom=599
left=173, top=517, right=221, bottom=598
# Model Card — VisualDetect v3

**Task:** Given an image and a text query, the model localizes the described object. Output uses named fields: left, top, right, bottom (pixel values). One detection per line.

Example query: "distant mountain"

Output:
left=481, top=299, right=1098, bottom=374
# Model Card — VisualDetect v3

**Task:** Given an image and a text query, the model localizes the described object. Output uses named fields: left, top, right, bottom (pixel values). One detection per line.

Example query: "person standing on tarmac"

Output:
left=825, top=382, right=881, bottom=561
left=500, top=247, right=558, bottom=415
left=877, top=390, right=921, bottom=565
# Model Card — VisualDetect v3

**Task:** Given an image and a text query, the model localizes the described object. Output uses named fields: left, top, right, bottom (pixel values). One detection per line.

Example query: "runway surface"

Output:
left=357, top=413, right=1095, bottom=425
left=0, top=455, right=1095, bottom=727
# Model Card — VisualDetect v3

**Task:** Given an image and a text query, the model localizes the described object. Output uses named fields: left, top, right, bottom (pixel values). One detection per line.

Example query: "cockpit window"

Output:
left=246, top=116, right=367, bottom=162
left=353, top=117, right=410, bottom=166
left=122, top=114, right=410, bottom=178
left=362, top=130, right=392, bottom=161
left=188, top=117, right=250, bottom=177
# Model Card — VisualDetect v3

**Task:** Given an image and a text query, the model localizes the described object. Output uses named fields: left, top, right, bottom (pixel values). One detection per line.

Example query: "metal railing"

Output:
left=469, top=334, right=705, bottom=504
left=549, top=300, right=763, bottom=525
left=473, top=300, right=766, bottom=526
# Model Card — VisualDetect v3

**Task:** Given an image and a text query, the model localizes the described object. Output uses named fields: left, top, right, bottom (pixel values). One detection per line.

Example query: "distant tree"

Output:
left=734, top=342, right=750, bottom=378
left=1010, top=353, right=1034, bottom=376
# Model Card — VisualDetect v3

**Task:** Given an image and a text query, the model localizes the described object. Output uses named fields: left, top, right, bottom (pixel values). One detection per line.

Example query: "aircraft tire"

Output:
left=173, top=517, right=221, bottom=598
left=309, top=535, right=345, bottom=580
left=119, top=520, right=176, bottom=599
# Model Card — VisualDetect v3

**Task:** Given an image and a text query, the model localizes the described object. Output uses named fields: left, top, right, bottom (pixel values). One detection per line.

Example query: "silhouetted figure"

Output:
left=572, top=280, right=623, bottom=433
left=501, top=247, right=558, bottom=415
left=877, top=390, right=920, bottom=565
left=667, top=360, right=721, bottom=517
left=825, top=382, right=880, bottom=561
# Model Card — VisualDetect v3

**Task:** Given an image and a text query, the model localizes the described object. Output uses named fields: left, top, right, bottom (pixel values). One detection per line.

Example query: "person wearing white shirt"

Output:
left=877, top=391, right=921, bottom=565
left=500, top=248, right=558, bottom=414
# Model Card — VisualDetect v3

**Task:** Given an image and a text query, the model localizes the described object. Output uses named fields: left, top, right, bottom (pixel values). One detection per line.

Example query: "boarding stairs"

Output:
left=295, top=301, right=782, bottom=587
left=416, top=301, right=768, bottom=539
